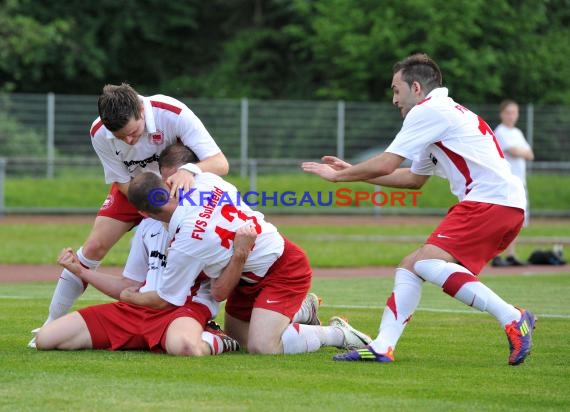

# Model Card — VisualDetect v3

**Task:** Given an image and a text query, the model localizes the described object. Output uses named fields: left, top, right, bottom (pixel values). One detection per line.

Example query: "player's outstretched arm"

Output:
left=57, top=247, right=142, bottom=300
left=366, top=168, right=430, bottom=189
left=211, top=225, right=257, bottom=302
left=302, top=152, right=404, bottom=183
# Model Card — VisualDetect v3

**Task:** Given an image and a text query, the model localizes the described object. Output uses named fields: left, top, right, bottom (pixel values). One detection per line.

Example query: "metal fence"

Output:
left=1, top=93, right=569, bottom=178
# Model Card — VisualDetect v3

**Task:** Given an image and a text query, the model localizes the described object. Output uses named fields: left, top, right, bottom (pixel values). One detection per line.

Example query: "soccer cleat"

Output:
left=205, top=321, right=240, bottom=353
left=505, top=308, right=537, bottom=366
left=328, top=316, right=372, bottom=350
left=298, top=292, right=322, bottom=325
left=27, top=327, right=41, bottom=349
left=333, top=345, right=394, bottom=362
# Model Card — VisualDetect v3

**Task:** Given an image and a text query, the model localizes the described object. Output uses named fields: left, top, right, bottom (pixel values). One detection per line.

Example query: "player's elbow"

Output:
left=211, top=153, right=230, bottom=176
left=211, top=286, right=228, bottom=302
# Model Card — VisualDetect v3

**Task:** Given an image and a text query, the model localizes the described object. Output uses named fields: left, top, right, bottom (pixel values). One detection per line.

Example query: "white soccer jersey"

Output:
left=494, top=123, right=530, bottom=184
left=122, top=218, right=218, bottom=316
left=90, top=94, right=222, bottom=184
left=386, top=88, right=526, bottom=209
left=157, top=173, right=285, bottom=307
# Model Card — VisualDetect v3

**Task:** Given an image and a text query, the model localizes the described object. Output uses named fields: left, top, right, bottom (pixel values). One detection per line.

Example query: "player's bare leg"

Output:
left=164, top=317, right=212, bottom=356
left=223, top=313, right=251, bottom=349
left=35, top=312, right=92, bottom=350
left=247, top=308, right=291, bottom=354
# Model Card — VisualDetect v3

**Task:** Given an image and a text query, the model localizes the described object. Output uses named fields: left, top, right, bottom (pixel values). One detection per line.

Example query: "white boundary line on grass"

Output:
left=323, top=304, right=570, bottom=319
left=2, top=295, right=569, bottom=319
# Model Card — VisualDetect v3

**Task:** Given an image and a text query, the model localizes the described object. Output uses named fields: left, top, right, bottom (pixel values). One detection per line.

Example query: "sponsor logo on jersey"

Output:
left=149, top=249, right=167, bottom=267
left=123, top=153, right=160, bottom=173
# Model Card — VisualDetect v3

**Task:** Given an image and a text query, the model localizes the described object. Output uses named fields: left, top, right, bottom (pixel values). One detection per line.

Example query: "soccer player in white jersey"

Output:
left=36, top=218, right=241, bottom=356
left=302, top=53, right=536, bottom=366
left=491, top=100, right=534, bottom=267
left=30, top=83, right=229, bottom=347
left=122, top=143, right=373, bottom=355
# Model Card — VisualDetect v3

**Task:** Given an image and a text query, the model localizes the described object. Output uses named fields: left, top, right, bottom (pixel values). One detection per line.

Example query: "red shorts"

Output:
left=78, top=300, right=212, bottom=353
left=426, top=201, right=524, bottom=274
left=97, top=183, right=144, bottom=224
left=225, top=238, right=312, bottom=322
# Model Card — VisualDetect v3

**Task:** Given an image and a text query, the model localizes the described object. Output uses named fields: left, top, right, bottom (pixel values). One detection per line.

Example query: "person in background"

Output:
left=491, top=100, right=534, bottom=267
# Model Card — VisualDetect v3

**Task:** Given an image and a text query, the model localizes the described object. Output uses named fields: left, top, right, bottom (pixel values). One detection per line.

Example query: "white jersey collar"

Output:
left=426, top=87, right=449, bottom=98
left=141, top=95, right=157, bottom=134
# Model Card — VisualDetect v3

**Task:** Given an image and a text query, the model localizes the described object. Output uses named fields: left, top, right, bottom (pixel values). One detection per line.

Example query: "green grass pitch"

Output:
left=1, top=274, right=569, bottom=411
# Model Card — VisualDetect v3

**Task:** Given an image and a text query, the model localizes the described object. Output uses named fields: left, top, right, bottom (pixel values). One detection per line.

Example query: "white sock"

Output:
left=292, top=303, right=308, bottom=324
left=370, top=268, right=423, bottom=354
left=414, top=259, right=521, bottom=327
left=201, top=331, right=224, bottom=355
left=304, top=324, right=345, bottom=348
left=46, top=247, right=100, bottom=323
left=281, top=323, right=323, bottom=354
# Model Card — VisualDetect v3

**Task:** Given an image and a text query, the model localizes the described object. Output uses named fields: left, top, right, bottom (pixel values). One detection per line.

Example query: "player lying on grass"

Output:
left=302, top=53, right=536, bottom=366
left=123, top=143, right=372, bottom=354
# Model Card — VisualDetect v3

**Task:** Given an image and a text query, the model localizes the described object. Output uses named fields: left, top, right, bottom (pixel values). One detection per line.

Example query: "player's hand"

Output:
left=321, top=156, right=352, bottom=171
left=301, top=161, right=339, bottom=182
left=166, top=169, right=196, bottom=199
left=233, top=225, right=258, bottom=256
left=57, top=247, right=84, bottom=276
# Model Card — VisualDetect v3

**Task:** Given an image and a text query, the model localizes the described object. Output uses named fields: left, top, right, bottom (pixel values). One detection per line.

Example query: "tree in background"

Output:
left=1, top=0, right=569, bottom=104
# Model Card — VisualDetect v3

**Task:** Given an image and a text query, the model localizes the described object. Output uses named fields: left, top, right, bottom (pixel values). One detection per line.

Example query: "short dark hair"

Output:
left=159, top=142, right=199, bottom=171
left=499, top=99, right=518, bottom=113
left=393, top=53, right=443, bottom=94
left=98, top=83, right=142, bottom=132
left=127, top=172, right=165, bottom=214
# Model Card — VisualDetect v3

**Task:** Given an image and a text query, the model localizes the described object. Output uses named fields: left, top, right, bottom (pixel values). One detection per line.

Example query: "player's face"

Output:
left=500, top=104, right=519, bottom=128
left=391, top=70, right=421, bottom=119
left=112, top=115, right=145, bottom=145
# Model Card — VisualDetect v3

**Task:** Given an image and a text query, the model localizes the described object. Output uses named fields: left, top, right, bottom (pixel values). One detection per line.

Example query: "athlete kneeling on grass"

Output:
left=122, top=143, right=372, bottom=355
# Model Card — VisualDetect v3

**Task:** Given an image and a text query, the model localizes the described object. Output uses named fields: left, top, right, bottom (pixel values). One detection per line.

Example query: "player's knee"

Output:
left=399, top=253, right=418, bottom=272
left=81, top=238, right=110, bottom=261
left=35, top=330, right=56, bottom=350
left=167, top=335, right=206, bottom=357
left=247, top=336, right=281, bottom=354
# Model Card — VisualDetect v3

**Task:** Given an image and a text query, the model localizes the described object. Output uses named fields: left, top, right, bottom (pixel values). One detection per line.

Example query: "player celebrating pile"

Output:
left=123, top=143, right=372, bottom=355
left=29, top=83, right=228, bottom=347
left=302, top=53, right=536, bottom=366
